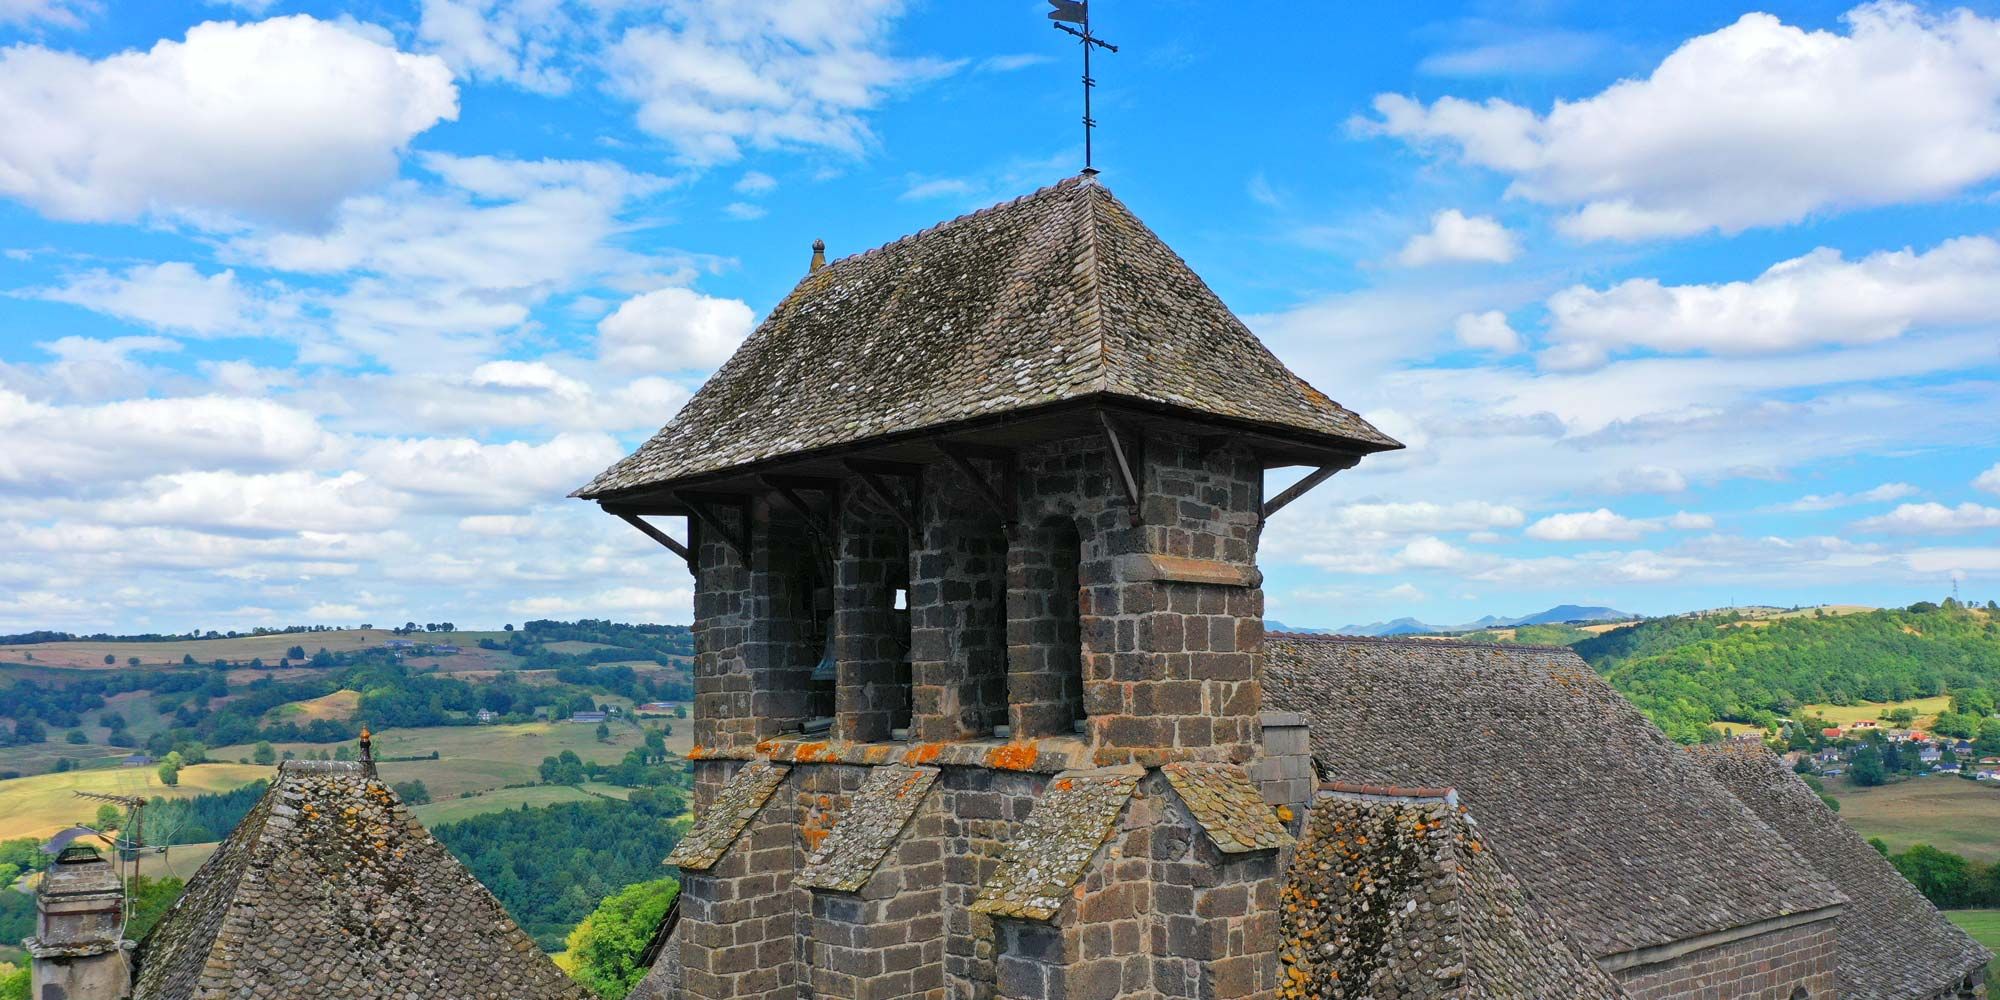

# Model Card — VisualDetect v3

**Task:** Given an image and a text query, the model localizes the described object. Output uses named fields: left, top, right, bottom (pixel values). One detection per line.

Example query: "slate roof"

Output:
left=1261, top=635, right=1846, bottom=961
left=1692, top=746, right=1991, bottom=999
left=971, top=766, right=1142, bottom=921
left=796, top=764, right=939, bottom=892
left=1162, top=761, right=1293, bottom=854
left=664, top=759, right=790, bottom=872
left=130, top=760, right=585, bottom=1000
left=575, top=175, right=1397, bottom=498
left=1279, top=791, right=1627, bottom=999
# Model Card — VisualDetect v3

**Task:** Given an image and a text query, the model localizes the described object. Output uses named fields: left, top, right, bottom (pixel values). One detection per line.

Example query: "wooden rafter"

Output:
left=1260, top=456, right=1360, bottom=522
left=760, top=475, right=837, bottom=555
left=677, top=493, right=749, bottom=556
left=1097, top=410, right=1142, bottom=515
left=842, top=459, right=919, bottom=536
left=937, top=442, right=1014, bottom=525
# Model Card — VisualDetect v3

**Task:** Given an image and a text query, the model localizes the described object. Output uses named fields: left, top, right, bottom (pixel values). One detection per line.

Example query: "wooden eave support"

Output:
left=936, top=442, right=1015, bottom=525
left=1259, top=456, right=1361, bottom=523
left=759, top=475, right=839, bottom=554
left=601, top=503, right=695, bottom=571
left=842, top=459, right=921, bottom=536
left=1097, top=410, right=1143, bottom=516
left=676, top=492, right=751, bottom=557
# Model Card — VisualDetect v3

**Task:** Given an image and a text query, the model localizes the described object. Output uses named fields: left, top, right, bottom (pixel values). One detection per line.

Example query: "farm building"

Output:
left=571, top=176, right=1989, bottom=1000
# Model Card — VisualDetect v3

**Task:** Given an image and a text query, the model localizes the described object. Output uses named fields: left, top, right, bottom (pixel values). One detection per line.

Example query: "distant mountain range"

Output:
left=1268, top=604, right=1635, bottom=637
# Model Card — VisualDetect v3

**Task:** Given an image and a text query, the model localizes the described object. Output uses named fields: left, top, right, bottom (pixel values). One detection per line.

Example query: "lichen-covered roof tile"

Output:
left=796, top=764, right=939, bottom=893
left=970, top=767, right=1141, bottom=922
left=574, top=177, right=1397, bottom=498
left=1693, top=745, right=1990, bottom=999
left=1162, top=761, right=1292, bottom=854
left=130, top=760, right=586, bottom=1000
left=665, top=760, right=790, bottom=871
left=1263, top=634, right=1845, bottom=961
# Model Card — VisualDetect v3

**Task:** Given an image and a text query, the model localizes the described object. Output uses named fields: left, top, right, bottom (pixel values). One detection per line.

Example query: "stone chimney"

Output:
left=28, top=845, right=131, bottom=1000
left=808, top=238, right=825, bottom=273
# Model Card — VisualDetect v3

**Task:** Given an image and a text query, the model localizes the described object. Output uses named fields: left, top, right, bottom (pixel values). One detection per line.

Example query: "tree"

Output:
left=1849, top=746, right=1887, bottom=787
left=333, top=743, right=354, bottom=762
left=1891, top=844, right=1976, bottom=908
left=391, top=780, right=431, bottom=805
left=65, top=729, right=87, bottom=745
left=94, top=804, right=122, bottom=832
left=559, top=877, right=679, bottom=999
left=126, top=656, right=140, bottom=668
left=157, top=761, right=180, bottom=787
left=181, top=654, right=196, bottom=666
left=104, top=653, right=116, bottom=665
left=253, top=741, right=276, bottom=766
left=287, top=645, right=306, bottom=660
left=595, top=722, right=611, bottom=741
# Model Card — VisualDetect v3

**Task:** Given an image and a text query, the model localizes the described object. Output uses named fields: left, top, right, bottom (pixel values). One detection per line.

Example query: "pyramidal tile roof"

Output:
left=575, top=175, right=1398, bottom=498
left=130, top=761, right=586, bottom=1000
left=1280, top=791, right=1628, bottom=999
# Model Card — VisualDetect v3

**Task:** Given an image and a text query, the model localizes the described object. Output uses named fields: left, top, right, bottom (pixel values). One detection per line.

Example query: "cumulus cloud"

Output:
left=509, top=585, right=694, bottom=621
left=733, top=170, right=777, bottom=194
left=1396, top=210, right=1519, bottom=266
left=597, top=286, right=755, bottom=372
left=0, top=0, right=95, bottom=28
left=1541, top=236, right=2000, bottom=367
left=355, top=432, right=624, bottom=511
left=0, top=391, right=336, bottom=494
left=1977, top=463, right=2000, bottom=495
left=1365, top=4, right=2000, bottom=240
left=29, top=262, right=305, bottom=337
left=604, top=0, right=956, bottom=164
left=1452, top=310, right=1522, bottom=353
left=0, top=15, right=457, bottom=225
left=104, top=470, right=404, bottom=536
left=1775, top=482, right=1919, bottom=511
left=1853, top=502, right=2000, bottom=534
left=417, top=0, right=580, bottom=93
left=1525, top=508, right=1710, bottom=541
left=1598, top=465, right=1687, bottom=495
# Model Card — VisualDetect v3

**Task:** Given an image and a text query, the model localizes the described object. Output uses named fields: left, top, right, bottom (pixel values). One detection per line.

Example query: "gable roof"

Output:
left=1261, top=634, right=1846, bottom=961
left=1692, top=746, right=1990, bottom=999
left=575, top=175, right=1397, bottom=498
left=131, top=761, right=585, bottom=1000
left=1282, top=790, right=1628, bottom=998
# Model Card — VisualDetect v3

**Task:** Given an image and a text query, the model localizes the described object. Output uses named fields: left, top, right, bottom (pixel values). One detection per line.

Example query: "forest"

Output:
left=1574, top=603, right=2000, bottom=743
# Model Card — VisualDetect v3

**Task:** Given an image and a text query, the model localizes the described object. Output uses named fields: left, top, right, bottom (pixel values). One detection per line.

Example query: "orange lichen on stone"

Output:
left=903, top=742, right=944, bottom=764
left=986, top=741, right=1040, bottom=771
left=793, top=741, right=833, bottom=762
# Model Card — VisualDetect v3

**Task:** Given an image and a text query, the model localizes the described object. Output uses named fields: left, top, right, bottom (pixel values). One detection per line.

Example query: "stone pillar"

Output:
left=28, top=847, right=130, bottom=1000
left=909, top=465, right=1010, bottom=742
left=1247, top=710, right=1313, bottom=818
left=745, top=498, right=827, bottom=738
left=837, top=486, right=912, bottom=743
left=692, top=512, right=753, bottom=756
left=1006, top=517, right=1087, bottom=739
left=677, top=770, right=803, bottom=1000
left=807, top=794, right=949, bottom=999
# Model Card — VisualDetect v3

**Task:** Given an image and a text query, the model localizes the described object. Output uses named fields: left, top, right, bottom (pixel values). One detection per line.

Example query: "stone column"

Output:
left=29, top=848, right=131, bottom=1000
left=909, top=465, right=1010, bottom=742
left=836, top=487, right=913, bottom=743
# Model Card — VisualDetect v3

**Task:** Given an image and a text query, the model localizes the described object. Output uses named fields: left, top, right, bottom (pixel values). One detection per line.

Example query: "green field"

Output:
left=1946, top=911, right=2000, bottom=991
left=1803, top=695, right=1955, bottom=730
left=410, top=782, right=632, bottom=826
left=1829, top=775, right=2000, bottom=862
left=212, top=718, right=688, bottom=800
left=0, top=762, right=272, bottom=841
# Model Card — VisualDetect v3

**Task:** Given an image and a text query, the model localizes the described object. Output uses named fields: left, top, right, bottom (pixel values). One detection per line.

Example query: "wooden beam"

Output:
left=612, top=511, right=694, bottom=570
left=1260, top=458, right=1359, bottom=521
left=761, top=476, right=835, bottom=553
left=678, top=494, right=748, bottom=556
left=842, top=457, right=926, bottom=478
left=1097, top=410, right=1143, bottom=515
left=842, top=460, right=918, bottom=536
left=937, top=443, right=1013, bottom=524
left=761, top=474, right=843, bottom=493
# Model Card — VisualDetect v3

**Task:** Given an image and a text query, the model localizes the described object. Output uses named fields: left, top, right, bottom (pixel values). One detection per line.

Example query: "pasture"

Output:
left=0, top=762, right=271, bottom=842
left=0, top=629, right=404, bottom=669
left=268, top=689, right=360, bottom=722
left=1803, top=695, right=1955, bottom=730
left=410, top=782, right=632, bottom=826
left=1946, top=911, right=2000, bottom=991
left=1829, top=774, right=2000, bottom=863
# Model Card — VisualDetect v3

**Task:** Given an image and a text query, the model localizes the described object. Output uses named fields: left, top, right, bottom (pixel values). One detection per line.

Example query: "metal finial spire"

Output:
left=359, top=724, right=376, bottom=777
left=1048, top=1, right=1117, bottom=173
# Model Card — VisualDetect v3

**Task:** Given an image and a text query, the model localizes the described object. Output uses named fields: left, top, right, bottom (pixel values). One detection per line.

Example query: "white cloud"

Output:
left=1396, top=209, right=1519, bottom=266
left=1854, top=502, right=2000, bottom=534
left=1399, top=536, right=1470, bottom=569
left=1976, top=463, right=2000, bottom=495
left=597, top=286, right=755, bottom=371
left=417, top=0, right=579, bottom=94
left=1366, top=3, right=2000, bottom=240
left=901, top=177, right=975, bottom=201
left=724, top=201, right=767, bottom=220
left=1776, top=482, right=1920, bottom=511
left=1418, top=30, right=1608, bottom=78
left=1542, top=236, right=2000, bottom=367
left=1599, top=465, right=1687, bottom=495
left=1525, top=508, right=1712, bottom=541
left=30, top=262, right=303, bottom=337
left=604, top=1, right=956, bottom=165
left=733, top=170, right=777, bottom=194
left=0, top=15, right=457, bottom=226
left=1452, top=310, right=1522, bottom=353
left=0, top=391, right=336, bottom=494
left=104, top=470, right=404, bottom=535
left=0, top=0, right=94, bottom=28
left=1383, top=582, right=1427, bottom=601
left=356, top=432, right=624, bottom=511
left=509, top=585, right=694, bottom=622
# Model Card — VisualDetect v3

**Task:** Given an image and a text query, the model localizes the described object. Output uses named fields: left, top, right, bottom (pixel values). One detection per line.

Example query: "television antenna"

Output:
left=1048, top=1, right=1118, bottom=173
left=73, top=790, right=147, bottom=925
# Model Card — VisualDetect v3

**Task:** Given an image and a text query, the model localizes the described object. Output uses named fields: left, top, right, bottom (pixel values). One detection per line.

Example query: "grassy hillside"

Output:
left=1573, top=604, right=1999, bottom=742
left=0, top=762, right=269, bottom=841
left=1827, top=776, right=2000, bottom=863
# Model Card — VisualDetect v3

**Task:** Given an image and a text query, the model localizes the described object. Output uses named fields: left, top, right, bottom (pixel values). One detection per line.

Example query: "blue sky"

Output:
left=3, top=0, right=1999, bottom=632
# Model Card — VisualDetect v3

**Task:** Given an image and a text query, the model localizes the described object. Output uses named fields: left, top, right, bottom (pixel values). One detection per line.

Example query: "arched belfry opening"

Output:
left=1009, top=517, right=1086, bottom=739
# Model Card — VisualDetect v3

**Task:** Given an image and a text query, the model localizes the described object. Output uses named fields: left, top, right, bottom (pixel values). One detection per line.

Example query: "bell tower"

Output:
left=583, top=175, right=1398, bottom=1000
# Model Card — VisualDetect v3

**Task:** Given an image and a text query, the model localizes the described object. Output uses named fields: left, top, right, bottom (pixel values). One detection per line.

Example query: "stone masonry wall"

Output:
left=837, top=493, right=912, bottom=743
left=1610, top=918, right=1839, bottom=1000
left=911, top=465, right=1010, bottom=742
left=808, top=786, right=949, bottom=1000
left=675, top=761, right=804, bottom=1000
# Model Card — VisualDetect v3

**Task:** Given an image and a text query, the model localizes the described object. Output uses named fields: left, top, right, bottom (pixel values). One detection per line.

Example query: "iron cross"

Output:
left=1049, top=0, right=1118, bottom=173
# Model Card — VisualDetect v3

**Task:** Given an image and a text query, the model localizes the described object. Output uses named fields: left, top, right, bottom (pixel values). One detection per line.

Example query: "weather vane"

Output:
left=1048, top=0, right=1118, bottom=174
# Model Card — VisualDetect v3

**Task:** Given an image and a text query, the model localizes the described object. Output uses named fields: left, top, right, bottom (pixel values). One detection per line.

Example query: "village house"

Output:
left=571, top=710, right=609, bottom=724
left=568, top=176, right=1989, bottom=1000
